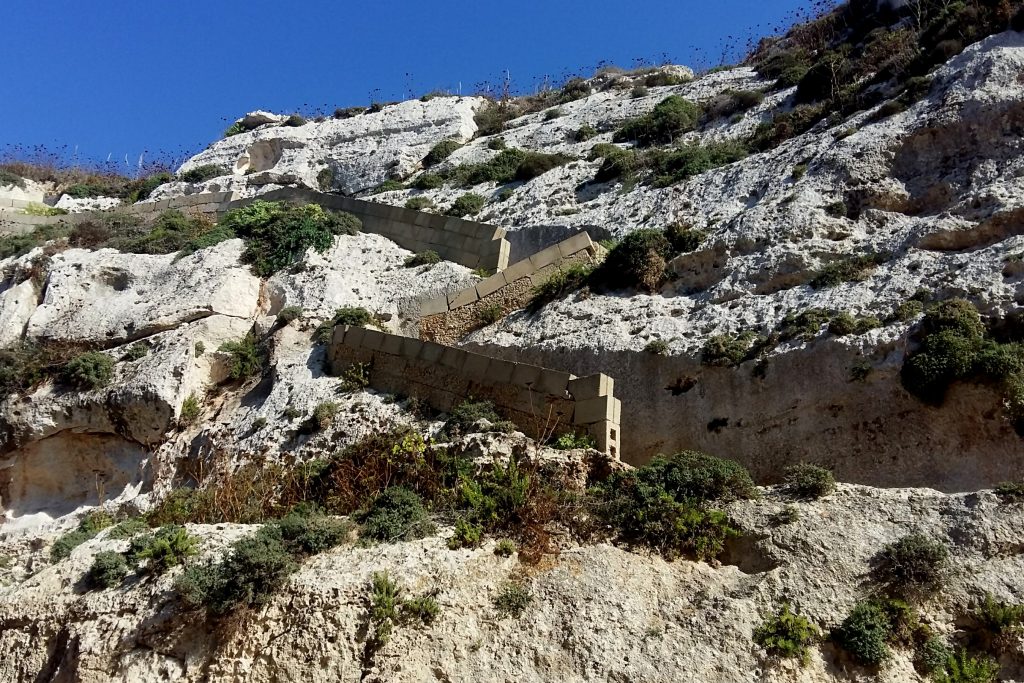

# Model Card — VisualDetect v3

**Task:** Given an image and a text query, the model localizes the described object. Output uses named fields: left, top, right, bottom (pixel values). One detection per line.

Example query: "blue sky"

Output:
left=0, top=0, right=818, bottom=169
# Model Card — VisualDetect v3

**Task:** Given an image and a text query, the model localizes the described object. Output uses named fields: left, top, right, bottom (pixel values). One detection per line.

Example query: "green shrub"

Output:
left=107, top=517, right=148, bottom=539
left=493, top=581, right=533, bottom=619
left=994, top=481, right=1024, bottom=502
left=62, top=352, right=114, bottom=390
left=86, top=551, right=129, bottom=590
left=544, top=108, right=562, bottom=121
left=591, top=228, right=671, bottom=292
left=641, top=450, right=757, bottom=503
left=404, top=196, right=435, bottom=211
left=121, top=343, right=149, bottom=362
left=494, top=539, right=517, bottom=557
left=178, top=165, right=224, bottom=183
left=704, top=89, right=765, bottom=121
left=447, top=193, right=486, bottom=217
left=218, top=334, right=265, bottom=381
left=552, top=432, right=597, bottom=450
left=0, top=169, right=26, bottom=188
left=22, top=203, right=67, bottom=217
left=402, top=594, right=440, bottom=624
left=664, top=223, right=707, bottom=253
left=459, top=457, right=531, bottom=531
left=918, top=636, right=954, bottom=676
left=371, top=179, right=404, bottom=194
left=79, top=510, right=115, bottom=534
left=274, top=509, right=351, bottom=555
left=631, top=84, right=649, bottom=98
left=412, top=173, right=444, bottom=190
left=317, top=167, right=335, bottom=191
left=574, top=124, right=597, bottom=141
left=593, top=147, right=642, bottom=184
left=443, top=399, right=504, bottom=437
left=529, top=262, right=595, bottom=311
left=448, top=149, right=571, bottom=187
left=833, top=600, right=893, bottom=666
left=424, top=139, right=463, bottom=166
left=614, top=96, right=701, bottom=146
left=175, top=525, right=297, bottom=614
left=404, top=250, right=440, bottom=267
left=283, top=114, right=306, bottom=127
left=368, top=571, right=403, bottom=645
left=753, top=604, right=819, bottom=664
left=276, top=306, right=303, bottom=325
left=179, top=393, right=201, bottom=426
left=131, top=525, right=199, bottom=574
left=224, top=121, right=247, bottom=137
left=810, top=253, right=886, bottom=289
left=934, top=649, right=1000, bottom=683
left=875, top=533, right=948, bottom=591
left=894, top=300, right=925, bottom=322
left=477, top=303, right=503, bottom=325
left=359, top=487, right=436, bottom=542
left=194, top=342, right=205, bottom=357
left=50, top=529, right=95, bottom=562
left=702, top=332, right=757, bottom=367
left=644, top=339, right=670, bottom=355
left=313, top=401, right=339, bottom=430
left=219, top=201, right=360, bottom=276
left=901, top=299, right=985, bottom=404
left=972, top=593, right=1024, bottom=648
left=339, top=362, right=371, bottom=391
left=648, top=140, right=749, bottom=187
left=784, top=464, right=836, bottom=499
left=315, top=307, right=374, bottom=344
left=447, top=518, right=483, bottom=549
left=487, top=137, right=507, bottom=151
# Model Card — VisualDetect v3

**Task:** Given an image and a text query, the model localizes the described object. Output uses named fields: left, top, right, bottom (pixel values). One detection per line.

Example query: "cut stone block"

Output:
left=511, top=364, right=542, bottom=388
left=448, top=287, right=479, bottom=308
left=587, top=420, right=620, bottom=458
left=573, top=396, right=616, bottom=425
left=557, top=232, right=594, bottom=258
left=499, top=257, right=535, bottom=284
left=568, top=374, right=615, bottom=400
left=419, top=297, right=449, bottom=316
left=418, top=341, right=445, bottom=364
left=475, top=272, right=508, bottom=299
left=486, top=358, right=516, bottom=384
left=401, top=336, right=423, bottom=358
left=440, top=346, right=464, bottom=369
left=361, top=328, right=386, bottom=352
left=461, top=351, right=489, bottom=378
left=331, top=325, right=351, bottom=345
left=381, top=333, right=404, bottom=356
left=536, top=369, right=571, bottom=396
left=529, top=244, right=562, bottom=270
left=343, top=326, right=367, bottom=349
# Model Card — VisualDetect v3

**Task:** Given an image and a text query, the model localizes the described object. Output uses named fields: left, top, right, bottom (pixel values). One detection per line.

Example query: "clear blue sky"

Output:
left=0, top=0, right=818, bottom=168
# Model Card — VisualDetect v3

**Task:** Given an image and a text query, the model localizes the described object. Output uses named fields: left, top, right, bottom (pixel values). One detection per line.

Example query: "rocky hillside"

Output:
left=2, top=1, right=1024, bottom=681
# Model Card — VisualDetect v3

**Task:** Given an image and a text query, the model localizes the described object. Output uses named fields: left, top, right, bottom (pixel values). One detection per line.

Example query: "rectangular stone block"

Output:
left=412, top=211, right=434, bottom=228
left=440, top=346, right=464, bottom=369
left=381, top=332, right=404, bottom=356
left=462, top=351, right=490, bottom=378
left=587, top=420, right=620, bottom=458
left=332, top=325, right=351, bottom=345
left=500, top=257, right=535, bottom=284
left=447, top=287, right=479, bottom=308
left=573, top=396, right=616, bottom=425
left=361, top=328, right=386, bottom=352
left=529, top=244, right=562, bottom=270
left=557, top=232, right=594, bottom=258
left=343, top=326, right=367, bottom=349
left=401, top=336, right=423, bottom=358
left=568, top=374, right=614, bottom=400
left=482, top=357, right=515, bottom=385
left=511, top=363, right=542, bottom=388
left=536, top=369, right=571, bottom=396
left=612, top=397, right=621, bottom=425
left=475, top=272, right=508, bottom=299
left=418, top=341, right=445, bottom=364
left=419, top=297, right=449, bottom=316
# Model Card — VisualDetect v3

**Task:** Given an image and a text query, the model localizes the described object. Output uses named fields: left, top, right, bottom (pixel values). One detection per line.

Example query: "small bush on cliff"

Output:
left=176, top=525, right=297, bottom=615
left=874, top=533, right=949, bottom=593
left=314, top=306, right=374, bottom=344
left=810, top=252, right=886, bottom=289
left=178, top=164, right=225, bottom=183
left=404, top=250, right=440, bottom=268
left=412, top=173, right=444, bottom=190
left=276, top=306, right=303, bottom=325
left=753, top=604, right=820, bottom=665
left=312, top=401, right=339, bottom=430
left=591, top=228, right=671, bottom=292
left=971, top=593, right=1024, bottom=653
left=933, top=649, right=1000, bottom=683
left=528, top=262, right=595, bottom=311
left=275, top=508, right=352, bottom=555
left=613, top=95, right=701, bottom=146
left=358, top=487, right=436, bottom=542
left=833, top=600, right=896, bottom=666
left=219, top=200, right=361, bottom=276
left=404, top=196, right=436, bottom=211
left=366, top=572, right=440, bottom=651
left=901, top=299, right=986, bottom=404
left=446, top=193, right=486, bottom=217
left=784, top=464, right=836, bottom=499
left=423, top=139, right=463, bottom=167
left=62, top=352, right=114, bottom=390
left=493, top=581, right=533, bottom=619
left=50, top=530, right=95, bottom=562
left=447, top=518, right=484, bottom=549
left=86, top=551, right=129, bottom=590
left=179, top=393, right=201, bottom=426
left=131, top=525, right=199, bottom=574
left=702, top=332, right=759, bottom=367
left=219, top=334, right=265, bottom=381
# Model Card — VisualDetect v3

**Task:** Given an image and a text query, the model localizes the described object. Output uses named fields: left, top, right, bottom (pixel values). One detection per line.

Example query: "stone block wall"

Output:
left=328, top=325, right=622, bottom=458
left=419, top=232, right=601, bottom=344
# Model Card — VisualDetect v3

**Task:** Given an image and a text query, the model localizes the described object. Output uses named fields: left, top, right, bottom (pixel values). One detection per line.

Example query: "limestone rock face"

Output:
left=1, top=484, right=1023, bottom=683
left=169, top=97, right=486, bottom=197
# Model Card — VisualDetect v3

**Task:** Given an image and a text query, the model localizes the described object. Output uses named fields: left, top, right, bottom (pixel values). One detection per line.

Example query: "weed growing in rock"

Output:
left=219, top=200, right=361, bottom=276
left=644, top=339, right=670, bottom=355
left=477, top=303, right=504, bottom=325
left=62, top=352, right=114, bottom=391
left=614, top=95, right=701, bottom=146
left=179, top=393, right=201, bottom=426
left=313, top=401, right=339, bottom=430
left=85, top=551, right=129, bottom=590
left=591, top=228, right=671, bottom=292
left=412, top=173, right=444, bottom=190
left=493, top=581, right=533, bottom=619
left=874, top=533, right=948, bottom=593
left=131, top=525, right=199, bottom=574
left=528, top=262, right=595, bottom=311
left=314, top=306, right=375, bottom=344
left=358, top=487, right=436, bottom=542
left=423, top=139, right=463, bottom=167
left=404, top=250, right=440, bottom=268
left=994, top=481, right=1024, bottom=502
left=194, top=342, right=205, bottom=357
left=372, top=179, right=404, bottom=194
left=574, top=123, right=597, bottom=141
left=933, top=649, right=1000, bottom=683
left=404, top=196, right=436, bottom=211
left=784, top=464, right=836, bottom=499
left=219, top=335, right=265, bottom=381
left=366, top=572, right=440, bottom=653
left=276, top=306, right=303, bottom=325
left=702, top=332, right=758, bottom=367
left=551, top=432, right=597, bottom=450
left=810, top=253, right=886, bottom=289
left=753, top=604, right=819, bottom=665
left=494, top=539, right=517, bottom=557
left=121, top=343, right=149, bottom=362
left=339, top=362, right=371, bottom=392
left=107, top=517, right=148, bottom=539
left=447, top=518, right=483, bottom=549
left=178, top=164, right=225, bottom=183
left=970, top=594, right=1024, bottom=653
left=446, top=193, right=486, bottom=217
left=833, top=600, right=896, bottom=666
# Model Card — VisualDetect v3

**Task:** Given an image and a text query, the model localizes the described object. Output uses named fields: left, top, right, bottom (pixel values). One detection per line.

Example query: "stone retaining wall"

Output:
left=328, top=324, right=621, bottom=458
left=419, top=232, right=600, bottom=344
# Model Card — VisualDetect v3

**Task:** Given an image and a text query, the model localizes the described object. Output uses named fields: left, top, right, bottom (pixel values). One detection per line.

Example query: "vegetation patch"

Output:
left=446, top=193, right=486, bottom=217
left=314, top=306, right=375, bottom=343
left=874, top=533, right=949, bottom=594
left=219, top=334, right=266, bottom=381
left=528, top=262, right=595, bottom=311
left=446, top=148, right=572, bottom=187
left=62, top=352, right=114, bottom=391
left=613, top=96, right=701, bottom=146
left=784, top=464, right=836, bottom=499
left=753, top=605, right=819, bottom=665
left=404, top=250, right=440, bottom=268
left=423, top=140, right=463, bottom=167
left=810, top=252, right=887, bottom=289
